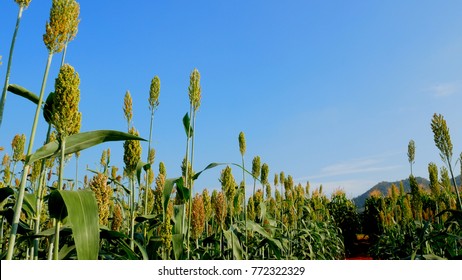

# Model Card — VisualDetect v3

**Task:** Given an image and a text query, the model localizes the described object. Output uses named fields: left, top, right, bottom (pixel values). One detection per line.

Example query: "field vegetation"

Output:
left=0, top=0, right=461, bottom=260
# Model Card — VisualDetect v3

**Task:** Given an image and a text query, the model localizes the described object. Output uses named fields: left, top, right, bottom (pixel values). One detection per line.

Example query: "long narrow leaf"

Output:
left=0, top=187, right=14, bottom=203
left=27, top=130, right=146, bottom=165
left=7, top=84, right=39, bottom=105
left=163, top=177, right=180, bottom=219
left=48, top=190, right=100, bottom=260
left=183, top=113, right=193, bottom=138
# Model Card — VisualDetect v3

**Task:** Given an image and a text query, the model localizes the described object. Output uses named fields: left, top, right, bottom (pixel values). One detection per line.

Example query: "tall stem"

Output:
left=187, top=109, right=197, bottom=259
left=143, top=109, right=155, bottom=239
left=241, top=156, right=247, bottom=258
left=184, top=104, right=192, bottom=258
left=53, top=137, right=66, bottom=260
left=0, top=6, right=24, bottom=128
left=6, top=52, right=53, bottom=260
left=447, top=160, right=462, bottom=210
left=130, top=177, right=135, bottom=250
left=33, top=124, right=52, bottom=259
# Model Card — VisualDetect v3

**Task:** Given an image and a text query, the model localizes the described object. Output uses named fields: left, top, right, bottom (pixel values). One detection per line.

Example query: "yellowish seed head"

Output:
left=188, top=68, right=201, bottom=111
left=43, top=0, right=80, bottom=53
left=149, top=76, right=160, bottom=111
left=51, top=64, right=81, bottom=140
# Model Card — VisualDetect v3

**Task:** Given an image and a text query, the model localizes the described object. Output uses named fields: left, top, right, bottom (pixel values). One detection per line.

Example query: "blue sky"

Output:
left=1, top=0, right=461, bottom=198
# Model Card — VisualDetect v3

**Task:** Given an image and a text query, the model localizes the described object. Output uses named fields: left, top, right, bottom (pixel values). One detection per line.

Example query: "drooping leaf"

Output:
left=22, top=193, right=36, bottom=218
left=172, top=233, right=185, bottom=260
left=136, top=161, right=150, bottom=187
left=2, top=208, right=33, bottom=235
left=183, top=113, right=193, bottom=138
left=27, top=130, right=146, bottom=165
left=192, top=162, right=259, bottom=183
left=246, top=220, right=283, bottom=254
left=134, top=239, right=149, bottom=260
left=135, top=214, right=158, bottom=223
left=7, top=84, right=39, bottom=105
left=43, top=91, right=56, bottom=124
left=163, top=177, right=180, bottom=220
left=48, top=190, right=100, bottom=260
left=175, top=178, right=190, bottom=202
left=173, top=204, right=185, bottom=235
left=0, top=187, right=14, bottom=204
left=223, top=226, right=244, bottom=260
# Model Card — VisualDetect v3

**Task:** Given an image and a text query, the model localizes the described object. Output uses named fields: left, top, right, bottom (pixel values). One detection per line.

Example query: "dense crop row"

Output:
left=1, top=0, right=461, bottom=260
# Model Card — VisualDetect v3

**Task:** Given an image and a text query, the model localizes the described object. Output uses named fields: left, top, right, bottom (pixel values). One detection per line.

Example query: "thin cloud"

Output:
left=305, top=156, right=401, bottom=180
left=429, top=82, right=460, bottom=98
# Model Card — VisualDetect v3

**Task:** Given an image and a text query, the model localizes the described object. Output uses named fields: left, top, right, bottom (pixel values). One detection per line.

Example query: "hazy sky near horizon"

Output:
left=1, top=0, right=461, bottom=198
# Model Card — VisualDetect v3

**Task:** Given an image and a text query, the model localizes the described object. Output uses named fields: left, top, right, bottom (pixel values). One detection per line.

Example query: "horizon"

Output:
left=1, top=1, right=461, bottom=199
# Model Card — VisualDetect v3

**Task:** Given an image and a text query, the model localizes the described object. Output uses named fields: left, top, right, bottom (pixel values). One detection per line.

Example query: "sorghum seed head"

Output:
left=123, top=91, right=133, bottom=127
left=51, top=64, right=81, bottom=140
left=149, top=76, right=160, bottom=111
left=191, top=193, right=205, bottom=240
left=111, top=204, right=123, bottom=232
left=159, top=161, right=166, bottom=177
left=214, top=191, right=227, bottom=228
left=148, top=148, right=155, bottom=165
left=43, top=0, right=80, bottom=53
left=238, top=132, right=246, bottom=156
left=15, top=0, right=32, bottom=8
left=123, top=127, right=142, bottom=177
left=188, top=68, right=201, bottom=111
left=251, top=156, right=261, bottom=179
left=202, top=188, right=212, bottom=221
left=260, top=163, right=269, bottom=185
left=89, top=173, right=113, bottom=226
left=431, top=113, right=453, bottom=163
left=11, top=134, right=26, bottom=162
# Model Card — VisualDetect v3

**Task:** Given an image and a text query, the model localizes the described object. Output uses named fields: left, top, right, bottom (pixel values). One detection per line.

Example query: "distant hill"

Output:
left=352, top=175, right=461, bottom=210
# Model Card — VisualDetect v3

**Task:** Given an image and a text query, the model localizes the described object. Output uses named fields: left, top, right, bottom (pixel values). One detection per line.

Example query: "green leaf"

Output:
left=223, top=227, right=243, bottom=260
left=183, top=113, right=193, bottom=138
left=48, top=190, right=100, bottom=260
left=22, top=193, right=36, bottom=218
left=175, top=178, right=190, bottom=202
left=27, top=130, right=146, bottom=165
left=134, top=239, right=149, bottom=260
left=7, top=84, right=40, bottom=105
left=0, top=187, right=14, bottom=204
left=43, top=92, right=56, bottom=124
left=192, top=162, right=259, bottom=183
left=136, top=161, right=150, bottom=187
left=172, top=233, right=185, bottom=260
left=173, top=204, right=185, bottom=235
left=163, top=177, right=180, bottom=220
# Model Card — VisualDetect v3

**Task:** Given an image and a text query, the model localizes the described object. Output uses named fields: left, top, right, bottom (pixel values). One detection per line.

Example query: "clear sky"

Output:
left=1, top=0, right=461, bottom=198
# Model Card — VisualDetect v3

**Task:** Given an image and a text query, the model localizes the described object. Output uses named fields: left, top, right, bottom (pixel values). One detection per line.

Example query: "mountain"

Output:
left=352, top=175, right=461, bottom=210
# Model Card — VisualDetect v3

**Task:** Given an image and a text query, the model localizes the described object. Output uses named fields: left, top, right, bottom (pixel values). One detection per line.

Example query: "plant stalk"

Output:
left=53, top=137, right=66, bottom=260
left=6, top=52, right=53, bottom=260
left=0, top=6, right=24, bottom=128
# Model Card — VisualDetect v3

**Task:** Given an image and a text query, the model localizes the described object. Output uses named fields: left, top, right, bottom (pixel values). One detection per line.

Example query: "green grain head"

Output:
left=238, top=131, right=246, bottom=156
left=431, top=113, right=453, bottom=164
left=89, top=173, right=113, bottom=226
left=428, top=162, right=439, bottom=197
left=15, top=0, right=32, bottom=8
left=51, top=64, right=81, bottom=140
left=123, top=91, right=133, bottom=127
left=123, top=127, right=142, bottom=177
left=202, top=188, right=212, bottom=222
left=188, top=68, right=201, bottom=111
left=191, top=193, right=205, bottom=240
left=11, top=134, right=25, bottom=162
left=251, top=156, right=261, bottom=180
left=149, top=76, right=160, bottom=111
left=43, top=0, right=80, bottom=53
